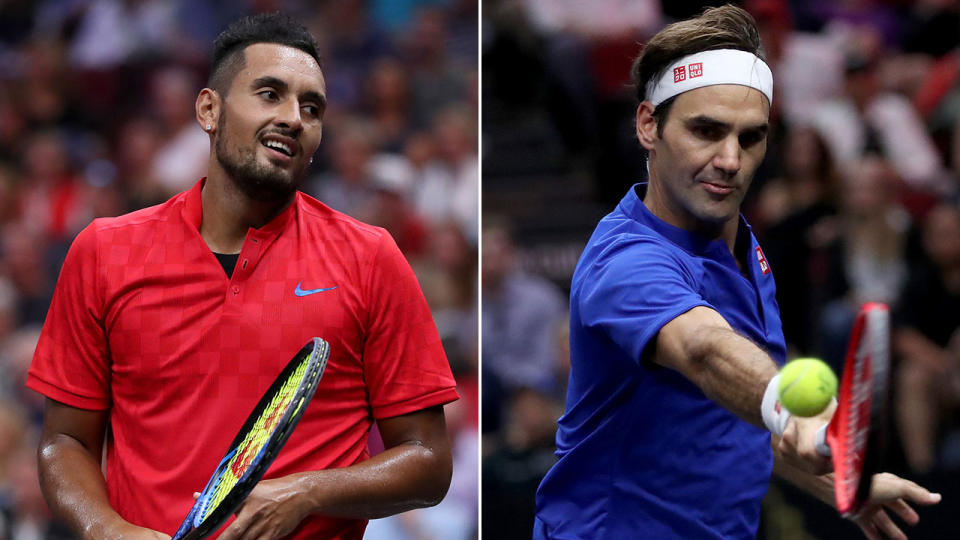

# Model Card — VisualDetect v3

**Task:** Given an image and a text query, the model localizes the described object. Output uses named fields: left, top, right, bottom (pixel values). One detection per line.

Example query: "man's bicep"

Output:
left=362, top=233, right=457, bottom=417
left=375, top=406, right=453, bottom=504
left=577, top=240, right=710, bottom=364
left=376, top=405, right=450, bottom=453
left=28, top=224, right=111, bottom=409
left=40, top=398, right=108, bottom=458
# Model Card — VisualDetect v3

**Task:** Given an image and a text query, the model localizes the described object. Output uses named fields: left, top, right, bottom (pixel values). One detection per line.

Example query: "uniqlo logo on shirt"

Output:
left=673, top=65, right=686, bottom=82
left=689, top=62, right=703, bottom=78
left=756, top=247, right=770, bottom=275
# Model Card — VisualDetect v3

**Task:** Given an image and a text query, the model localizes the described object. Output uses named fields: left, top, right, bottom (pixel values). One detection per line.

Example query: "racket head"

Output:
left=171, top=337, right=330, bottom=540
left=825, top=302, right=890, bottom=516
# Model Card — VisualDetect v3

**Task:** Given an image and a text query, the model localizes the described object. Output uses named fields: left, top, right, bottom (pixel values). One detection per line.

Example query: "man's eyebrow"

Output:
left=685, top=115, right=729, bottom=129
left=743, top=122, right=769, bottom=136
left=251, top=76, right=288, bottom=92
left=250, top=76, right=327, bottom=110
left=301, top=90, right=327, bottom=111
left=685, top=115, right=768, bottom=134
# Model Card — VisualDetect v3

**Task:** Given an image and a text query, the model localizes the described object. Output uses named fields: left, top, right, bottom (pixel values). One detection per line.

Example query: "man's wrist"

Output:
left=292, top=471, right=327, bottom=516
left=761, top=373, right=790, bottom=436
left=82, top=513, right=126, bottom=540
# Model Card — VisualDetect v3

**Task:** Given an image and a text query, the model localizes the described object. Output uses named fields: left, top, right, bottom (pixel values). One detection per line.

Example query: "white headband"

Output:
left=645, top=49, right=773, bottom=107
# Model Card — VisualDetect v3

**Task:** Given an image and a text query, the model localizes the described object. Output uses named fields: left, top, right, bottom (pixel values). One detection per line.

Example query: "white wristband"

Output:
left=761, top=374, right=791, bottom=436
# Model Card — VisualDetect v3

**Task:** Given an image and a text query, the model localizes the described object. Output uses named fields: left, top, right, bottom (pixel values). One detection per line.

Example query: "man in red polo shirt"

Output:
left=27, top=13, right=459, bottom=540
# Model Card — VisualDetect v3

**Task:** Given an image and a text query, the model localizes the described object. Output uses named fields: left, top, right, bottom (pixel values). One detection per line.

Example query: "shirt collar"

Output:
left=618, top=183, right=752, bottom=255
left=182, top=177, right=300, bottom=238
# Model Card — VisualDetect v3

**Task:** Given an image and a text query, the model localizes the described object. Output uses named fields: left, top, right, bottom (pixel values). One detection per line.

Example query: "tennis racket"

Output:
left=814, top=302, right=891, bottom=516
left=171, top=337, right=330, bottom=540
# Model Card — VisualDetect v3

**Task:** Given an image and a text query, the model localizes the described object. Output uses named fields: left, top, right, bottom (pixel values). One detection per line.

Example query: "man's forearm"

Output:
left=656, top=307, right=779, bottom=427
left=218, top=407, right=453, bottom=540
left=288, top=439, right=452, bottom=519
left=689, top=326, right=779, bottom=426
left=38, top=434, right=126, bottom=539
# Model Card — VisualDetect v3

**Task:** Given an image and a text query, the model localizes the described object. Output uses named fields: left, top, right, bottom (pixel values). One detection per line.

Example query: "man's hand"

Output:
left=776, top=400, right=836, bottom=475
left=850, top=473, right=941, bottom=540
left=217, top=476, right=313, bottom=540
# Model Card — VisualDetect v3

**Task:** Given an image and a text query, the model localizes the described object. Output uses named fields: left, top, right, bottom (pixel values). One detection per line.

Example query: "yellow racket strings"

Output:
left=199, top=356, right=310, bottom=521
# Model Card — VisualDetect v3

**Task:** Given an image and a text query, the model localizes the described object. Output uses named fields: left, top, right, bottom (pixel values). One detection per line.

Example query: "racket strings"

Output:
left=197, top=356, right=311, bottom=523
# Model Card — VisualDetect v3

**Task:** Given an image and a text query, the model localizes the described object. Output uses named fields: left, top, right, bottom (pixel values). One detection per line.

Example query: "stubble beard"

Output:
left=653, top=172, right=740, bottom=236
left=214, top=112, right=304, bottom=203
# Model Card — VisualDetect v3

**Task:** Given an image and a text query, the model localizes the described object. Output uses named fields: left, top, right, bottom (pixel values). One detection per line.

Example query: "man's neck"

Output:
left=199, top=170, right=294, bottom=254
left=641, top=181, right=739, bottom=254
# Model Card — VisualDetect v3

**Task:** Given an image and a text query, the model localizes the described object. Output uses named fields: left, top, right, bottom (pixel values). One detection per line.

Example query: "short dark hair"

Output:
left=631, top=4, right=765, bottom=136
left=209, top=12, right=322, bottom=95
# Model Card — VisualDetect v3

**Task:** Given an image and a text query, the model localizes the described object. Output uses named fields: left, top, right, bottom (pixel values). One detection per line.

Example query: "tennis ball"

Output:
left=778, top=358, right=838, bottom=417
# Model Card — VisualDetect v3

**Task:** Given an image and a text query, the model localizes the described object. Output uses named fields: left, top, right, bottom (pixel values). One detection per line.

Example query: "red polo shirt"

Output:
left=27, top=179, right=459, bottom=539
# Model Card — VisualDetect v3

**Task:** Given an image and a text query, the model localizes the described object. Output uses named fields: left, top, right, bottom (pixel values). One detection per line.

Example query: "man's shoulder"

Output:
left=85, top=192, right=186, bottom=240
left=296, top=191, right=388, bottom=247
left=586, top=212, right=691, bottom=263
left=573, top=213, right=702, bottom=294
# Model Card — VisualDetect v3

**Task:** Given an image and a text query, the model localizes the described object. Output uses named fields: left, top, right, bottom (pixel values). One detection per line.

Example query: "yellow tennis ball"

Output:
left=778, top=358, right=838, bottom=417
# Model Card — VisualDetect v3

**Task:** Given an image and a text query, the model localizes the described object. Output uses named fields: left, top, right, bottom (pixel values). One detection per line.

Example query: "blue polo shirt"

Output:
left=534, top=185, right=786, bottom=539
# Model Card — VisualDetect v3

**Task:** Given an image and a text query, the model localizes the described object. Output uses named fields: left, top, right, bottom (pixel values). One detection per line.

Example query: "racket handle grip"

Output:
left=815, top=424, right=831, bottom=457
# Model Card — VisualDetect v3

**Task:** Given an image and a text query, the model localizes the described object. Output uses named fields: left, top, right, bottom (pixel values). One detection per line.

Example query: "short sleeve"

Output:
left=26, top=223, right=111, bottom=410
left=362, top=232, right=459, bottom=419
left=577, top=237, right=712, bottom=364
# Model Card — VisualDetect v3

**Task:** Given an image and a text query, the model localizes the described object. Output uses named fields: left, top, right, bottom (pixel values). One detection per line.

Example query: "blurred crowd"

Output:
left=483, top=0, right=960, bottom=538
left=0, top=1, right=477, bottom=539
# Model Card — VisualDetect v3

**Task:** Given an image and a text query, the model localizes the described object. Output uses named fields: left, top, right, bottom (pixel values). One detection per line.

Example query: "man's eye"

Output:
left=693, top=126, right=722, bottom=140
left=739, top=132, right=765, bottom=148
left=260, top=90, right=278, bottom=101
left=302, top=105, right=319, bottom=117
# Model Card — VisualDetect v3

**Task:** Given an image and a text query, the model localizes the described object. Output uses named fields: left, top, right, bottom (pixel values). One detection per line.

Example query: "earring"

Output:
left=310, top=157, right=314, bottom=164
left=205, top=124, right=212, bottom=131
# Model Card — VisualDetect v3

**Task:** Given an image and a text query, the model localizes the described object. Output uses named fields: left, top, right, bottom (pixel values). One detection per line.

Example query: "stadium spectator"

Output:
left=414, top=105, right=478, bottom=243
left=360, top=153, right=430, bottom=259
left=483, top=386, right=562, bottom=540
left=754, top=126, right=841, bottom=354
left=148, top=66, right=210, bottom=197
left=311, top=118, right=378, bottom=217
left=481, top=218, right=566, bottom=397
left=817, top=157, right=915, bottom=369
left=895, top=202, right=960, bottom=473
left=811, top=48, right=948, bottom=193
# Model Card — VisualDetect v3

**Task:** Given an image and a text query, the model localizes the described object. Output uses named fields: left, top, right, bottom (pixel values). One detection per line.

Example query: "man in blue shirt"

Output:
left=534, top=5, right=940, bottom=539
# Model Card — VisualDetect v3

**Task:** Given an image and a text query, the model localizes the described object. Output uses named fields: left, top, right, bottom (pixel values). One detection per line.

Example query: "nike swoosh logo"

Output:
left=294, top=282, right=338, bottom=297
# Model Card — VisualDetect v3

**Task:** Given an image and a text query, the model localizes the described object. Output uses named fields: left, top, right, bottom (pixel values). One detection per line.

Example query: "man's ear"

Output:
left=196, top=88, right=220, bottom=134
left=636, top=101, right=659, bottom=151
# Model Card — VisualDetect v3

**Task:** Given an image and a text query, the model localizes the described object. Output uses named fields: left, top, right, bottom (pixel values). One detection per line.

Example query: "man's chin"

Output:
left=229, top=165, right=300, bottom=202
left=690, top=204, right=739, bottom=228
left=216, top=147, right=305, bottom=203
left=260, top=157, right=309, bottom=185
